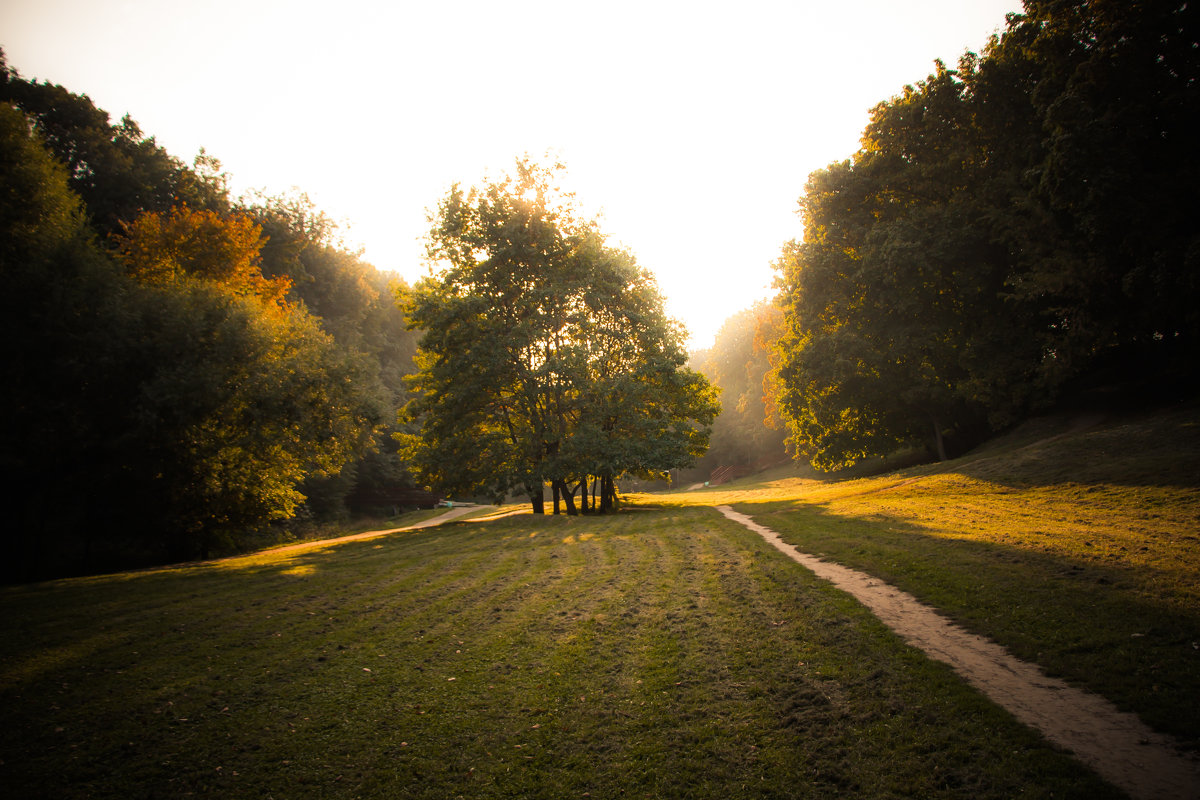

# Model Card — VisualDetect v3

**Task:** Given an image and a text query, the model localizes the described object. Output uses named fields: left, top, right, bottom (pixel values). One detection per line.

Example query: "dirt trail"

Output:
left=248, top=505, right=488, bottom=558
left=717, top=505, right=1200, bottom=800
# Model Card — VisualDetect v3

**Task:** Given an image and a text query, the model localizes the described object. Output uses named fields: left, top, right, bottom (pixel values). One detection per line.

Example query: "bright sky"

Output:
left=3, top=0, right=1020, bottom=350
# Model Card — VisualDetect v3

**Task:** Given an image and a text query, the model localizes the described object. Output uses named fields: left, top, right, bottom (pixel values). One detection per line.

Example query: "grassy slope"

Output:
left=0, top=510, right=1117, bottom=798
left=652, top=402, right=1200, bottom=748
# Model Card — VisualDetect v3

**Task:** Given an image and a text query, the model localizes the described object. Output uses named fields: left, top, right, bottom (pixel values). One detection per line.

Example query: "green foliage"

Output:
left=402, top=159, right=718, bottom=511
left=773, top=2, right=1200, bottom=471
left=775, top=61, right=1036, bottom=469
left=0, top=53, right=229, bottom=235
left=1019, top=0, right=1200, bottom=352
left=96, top=281, right=384, bottom=555
left=0, top=80, right=390, bottom=578
left=247, top=191, right=421, bottom=519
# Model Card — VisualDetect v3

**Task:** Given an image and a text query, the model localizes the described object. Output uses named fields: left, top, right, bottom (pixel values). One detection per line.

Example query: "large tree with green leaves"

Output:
left=773, top=1, right=1198, bottom=472
left=775, top=59, right=1042, bottom=470
left=247, top=191, right=421, bottom=518
left=400, top=160, right=717, bottom=513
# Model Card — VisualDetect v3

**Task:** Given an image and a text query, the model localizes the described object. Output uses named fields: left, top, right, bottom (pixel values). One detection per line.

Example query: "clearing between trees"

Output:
left=1, top=405, right=1196, bottom=798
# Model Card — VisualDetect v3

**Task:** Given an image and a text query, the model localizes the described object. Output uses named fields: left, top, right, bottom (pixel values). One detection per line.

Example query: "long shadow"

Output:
left=725, top=497, right=1200, bottom=748
left=947, top=404, right=1200, bottom=491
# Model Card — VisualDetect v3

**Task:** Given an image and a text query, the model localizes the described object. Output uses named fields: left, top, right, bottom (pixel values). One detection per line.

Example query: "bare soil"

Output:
left=717, top=505, right=1200, bottom=800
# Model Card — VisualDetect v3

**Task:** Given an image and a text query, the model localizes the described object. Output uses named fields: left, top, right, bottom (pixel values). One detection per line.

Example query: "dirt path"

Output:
left=716, top=505, right=1200, bottom=800
left=248, top=505, right=489, bottom=558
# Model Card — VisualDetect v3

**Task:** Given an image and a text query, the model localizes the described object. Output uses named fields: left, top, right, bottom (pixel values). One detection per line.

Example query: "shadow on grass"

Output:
left=948, top=404, right=1200, bottom=491
left=728, top=497, right=1200, bottom=749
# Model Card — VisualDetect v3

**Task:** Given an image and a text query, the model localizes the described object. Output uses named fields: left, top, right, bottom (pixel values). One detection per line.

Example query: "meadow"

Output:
left=660, top=404, right=1200, bottom=749
left=2, top=404, right=1196, bottom=798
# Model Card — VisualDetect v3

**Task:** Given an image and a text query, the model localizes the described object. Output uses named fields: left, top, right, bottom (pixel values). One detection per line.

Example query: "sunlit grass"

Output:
left=0, top=509, right=1116, bottom=798
left=637, top=404, right=1200, bottom=744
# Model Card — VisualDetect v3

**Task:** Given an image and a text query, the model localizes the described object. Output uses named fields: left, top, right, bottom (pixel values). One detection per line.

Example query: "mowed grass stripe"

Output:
left=0, top=508, right=1119, bottom=798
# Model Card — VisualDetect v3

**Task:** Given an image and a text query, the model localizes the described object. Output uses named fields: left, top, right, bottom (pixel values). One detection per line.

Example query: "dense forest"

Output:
left=0, top=52, right=421, bottom=580
left=697, top=0, right=1197, bottom=473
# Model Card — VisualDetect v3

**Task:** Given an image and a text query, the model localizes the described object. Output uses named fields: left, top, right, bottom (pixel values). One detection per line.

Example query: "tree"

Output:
left=557, top=235, right=719, bottom=511
left=773, top=59, right=1042, bottom=470
left=1012, top=0, right=1200, bottom=366
left=0, top=100, right=121, bottom=577
left=773, top=2, right=1199, bottom=472
left=247, top=191, right=421, bottom=519
left=400, top=159, right=717, bottom=513
left=0, top=102, right=386, bottom=576
left=92, top=282, right=385, bottom=558
left=694, top=301, right=788, bottom=473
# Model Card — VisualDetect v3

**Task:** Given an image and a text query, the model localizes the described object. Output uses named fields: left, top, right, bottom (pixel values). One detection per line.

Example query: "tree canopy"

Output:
left=0, top=54, right=419, bottom=579
left=773, top=1, right=1199, bottom=471
left=400, top=160, right=718, bottom=513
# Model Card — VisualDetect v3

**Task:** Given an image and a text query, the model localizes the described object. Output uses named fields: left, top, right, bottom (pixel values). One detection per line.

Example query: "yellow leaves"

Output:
left=113, top=205, right=291, bottom=307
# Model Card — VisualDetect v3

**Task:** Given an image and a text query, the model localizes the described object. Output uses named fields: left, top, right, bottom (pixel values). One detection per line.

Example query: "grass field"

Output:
left=653, top=403, right=1200, bottom=749
left=2, top=404, right=1196, bottom=798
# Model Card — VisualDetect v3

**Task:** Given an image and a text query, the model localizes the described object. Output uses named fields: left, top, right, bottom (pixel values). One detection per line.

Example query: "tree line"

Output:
left=1, top=53, right=420, bottom=580
left=688, top=302, right=788, bottom=480
left=1, top=53, right=719, bottom=577
left=762, top=0, right=1197, bottom=470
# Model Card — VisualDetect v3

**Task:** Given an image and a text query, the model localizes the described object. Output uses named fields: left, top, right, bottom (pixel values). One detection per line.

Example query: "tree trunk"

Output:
left=929, top=412, right=949, bottom=462
left=552, top=481, right=562, bottom=515
left=599, top=473, right=615, bottom=513
left=528, top=484, right=545, bottom=515
left=554, top=479, right=578, bottom=516
left=577, top=478, right=590, bottom=513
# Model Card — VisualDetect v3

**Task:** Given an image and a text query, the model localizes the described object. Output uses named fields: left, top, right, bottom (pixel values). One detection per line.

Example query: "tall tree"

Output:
left=773, top=2, right=1198, bottom=472
left=774, top=58, right=1042, bottom=470
left=1015, top=0, right=1200, bottom=366
left=247, top=191, right=421, bottom=518
left=0, top=100, right=119, bottom=577
left=400, top=159, right=717, bottom=512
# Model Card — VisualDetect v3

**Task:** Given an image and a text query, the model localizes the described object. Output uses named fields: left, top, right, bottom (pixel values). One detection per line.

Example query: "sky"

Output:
left=2, top=0, right=1021, bottom=350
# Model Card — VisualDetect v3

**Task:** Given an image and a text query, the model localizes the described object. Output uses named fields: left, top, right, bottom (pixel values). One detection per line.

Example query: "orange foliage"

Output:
left=113, top=206, right=291, bottom=306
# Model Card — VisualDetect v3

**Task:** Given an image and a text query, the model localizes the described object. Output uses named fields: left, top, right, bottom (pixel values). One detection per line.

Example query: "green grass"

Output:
left=646, top=403, right=1200, bottom=747
left=5, top=404, right=1198, bottom=797
left=0, top=509, right=1117, bottom=798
